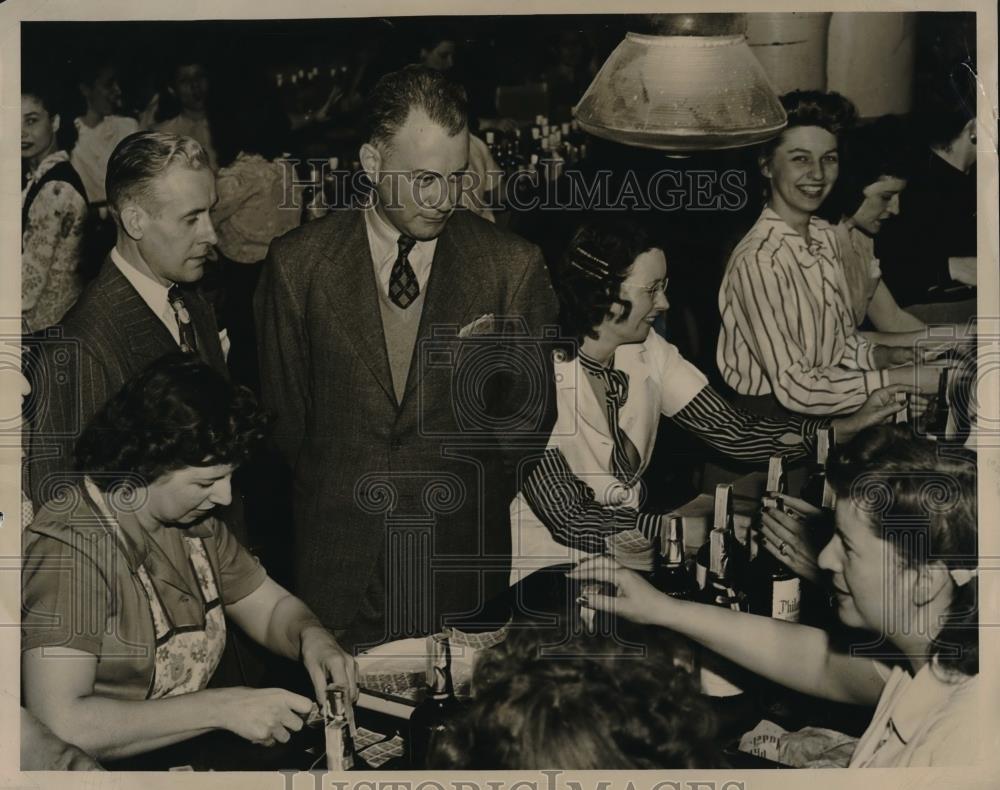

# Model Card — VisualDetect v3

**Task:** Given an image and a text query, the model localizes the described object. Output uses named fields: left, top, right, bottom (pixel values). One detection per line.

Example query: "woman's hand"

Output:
left=759, top=495, right=826, bottom=584
left=300, top=625, right=359, bottom=705
left=831, top=383, right=911, bottom=442
left=214, top=687, right=312, bottom=746
left=566, top=556, right=670, bottom=626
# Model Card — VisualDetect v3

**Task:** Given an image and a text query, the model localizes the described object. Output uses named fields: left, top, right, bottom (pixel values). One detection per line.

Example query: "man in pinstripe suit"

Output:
left=26, top=131, right=228, bottom=511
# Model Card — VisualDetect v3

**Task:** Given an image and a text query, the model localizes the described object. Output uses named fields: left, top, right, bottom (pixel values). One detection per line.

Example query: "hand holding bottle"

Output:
left=568, top=556, right=671, bottom=626
left=759, top=495, right=824, bottom=584
left=831, top=384, right=912, bottom=443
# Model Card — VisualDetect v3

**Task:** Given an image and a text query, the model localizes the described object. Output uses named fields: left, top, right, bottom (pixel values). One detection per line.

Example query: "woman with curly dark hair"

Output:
left=428, top=626, right=721, bottom=769
left=511, top=215, right=905, bottom=580
left=572, top=425, right=980, bottom=767
left=717, top=91, right=944, bottom=419
left=22, top=355, right=357, bottom=765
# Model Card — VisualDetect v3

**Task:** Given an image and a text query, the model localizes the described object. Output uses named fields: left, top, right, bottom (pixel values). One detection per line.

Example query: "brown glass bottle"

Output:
left=801, top=427, right=836, bottom=511
left=406, top=631, right=464, bottom=769
left=651, top=516, right=699, bottom=600
left=748, top=456, right=801, bottom=622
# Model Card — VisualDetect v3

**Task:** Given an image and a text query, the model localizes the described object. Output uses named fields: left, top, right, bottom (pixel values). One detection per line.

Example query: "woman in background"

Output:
left=21, top=80, right=88, bottom=332
left=70, top=57, right=138, bottom=209
left=716, top=91, right=940, bottom=418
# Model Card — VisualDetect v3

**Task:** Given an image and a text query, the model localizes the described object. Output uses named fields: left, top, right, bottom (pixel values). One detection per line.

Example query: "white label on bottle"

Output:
left=771, top=578, right=801, bottom=622
left=326, top=723, right=353, bottom=771
left=695, top=561, right=707, bottom=590
left=821, top=481, right=836, bottom=510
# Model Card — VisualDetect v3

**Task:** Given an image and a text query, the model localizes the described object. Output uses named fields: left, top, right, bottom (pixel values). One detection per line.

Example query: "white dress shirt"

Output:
left=364, top=204, right=437, bottom=298
left=510, top=331, right=708, bottom=581
left=850, top=661, right=982, bottom=767
left=111, top=248, right=229, bottom=358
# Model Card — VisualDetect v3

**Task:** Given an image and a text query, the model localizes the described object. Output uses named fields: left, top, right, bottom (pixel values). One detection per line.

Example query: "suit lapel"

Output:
left=320, top=212, right=396, bottom=403
left=402, top=217, right=477, bottom=404
left=97, top=259, right=178, bottom=363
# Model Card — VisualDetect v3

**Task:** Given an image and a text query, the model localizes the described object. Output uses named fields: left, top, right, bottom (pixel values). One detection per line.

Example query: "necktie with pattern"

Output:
left=388, top=234, right=419, bottom=309
left=167, top=284, right=199, bottom=354
left=578, top=351, right=636, bottom=482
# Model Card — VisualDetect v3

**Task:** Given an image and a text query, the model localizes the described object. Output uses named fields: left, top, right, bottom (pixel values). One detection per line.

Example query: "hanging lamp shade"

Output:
left=575, top=14, right=787, bottom=151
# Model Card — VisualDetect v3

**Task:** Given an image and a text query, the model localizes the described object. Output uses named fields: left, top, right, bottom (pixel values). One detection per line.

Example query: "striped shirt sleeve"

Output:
left=725, top=255, right=887, bottom=415
left=520, top=448, right=660, bottom=554
left=669, top=385, right=829, bottom=463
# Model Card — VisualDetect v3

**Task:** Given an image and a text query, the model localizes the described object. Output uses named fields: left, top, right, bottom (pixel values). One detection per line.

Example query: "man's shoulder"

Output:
left=268, top=208, right=364, bottom=273
left=60, top=264, right=137, bottom=336
left=446, top=210, right=543, bottom=273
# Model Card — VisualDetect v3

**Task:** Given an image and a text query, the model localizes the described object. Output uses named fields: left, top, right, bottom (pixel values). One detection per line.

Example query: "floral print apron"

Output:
left=85, top=479, right=227, bottom=699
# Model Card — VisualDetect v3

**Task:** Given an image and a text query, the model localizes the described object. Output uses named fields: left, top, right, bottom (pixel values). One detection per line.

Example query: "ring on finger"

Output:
left=778, top=541, right=788, bottom=556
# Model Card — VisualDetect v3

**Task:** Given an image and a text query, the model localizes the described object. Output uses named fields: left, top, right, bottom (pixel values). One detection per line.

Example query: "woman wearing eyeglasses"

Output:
left=510, top=215, right=907, bottom=577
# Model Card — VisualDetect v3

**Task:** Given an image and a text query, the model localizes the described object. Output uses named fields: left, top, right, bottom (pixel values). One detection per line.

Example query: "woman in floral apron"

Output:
left=23, top=355, right=357, bottom=762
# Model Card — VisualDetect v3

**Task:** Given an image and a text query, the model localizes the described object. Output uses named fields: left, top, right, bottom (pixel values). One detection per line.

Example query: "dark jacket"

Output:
left=27, top=256, right=227, bottom=508
left=255, top=208, right=558, bottom=643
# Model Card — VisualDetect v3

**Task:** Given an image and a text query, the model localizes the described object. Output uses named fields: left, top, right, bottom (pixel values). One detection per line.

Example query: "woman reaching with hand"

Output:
left=511, top=215, right=909, bottom=579
left=571, top=425, right=980, bottom=767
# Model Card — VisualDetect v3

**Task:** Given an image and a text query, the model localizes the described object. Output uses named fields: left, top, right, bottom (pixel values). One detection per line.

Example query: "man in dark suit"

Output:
left=256, top=66, right=558, bottom=650
left=27, top=131, right=226, bottom=509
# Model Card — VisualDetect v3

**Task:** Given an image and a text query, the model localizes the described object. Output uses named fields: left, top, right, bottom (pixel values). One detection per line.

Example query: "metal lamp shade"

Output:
left=575, top=30, right=787, bottom=151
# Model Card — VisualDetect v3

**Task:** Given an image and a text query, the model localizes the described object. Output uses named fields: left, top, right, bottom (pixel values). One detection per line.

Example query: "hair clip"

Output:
left=949, top=567, right=977, bottom=587
left=568, top=246, right=613, bottom=280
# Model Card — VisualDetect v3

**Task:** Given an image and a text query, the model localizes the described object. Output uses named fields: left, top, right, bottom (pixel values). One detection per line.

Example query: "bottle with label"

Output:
left=696, top=487, right=757, bottom=735
left=801, top=427, right=836, bottom=511
left=651, top=516, right=698, bottom=600
left=406, top=631, right=465, bottom=769
left=696, top=484, right=747, bottom=594
left=747, top=456, right=801, bottom=623
left=922, top=368, right=950, bottom=438
left=894, top=391, right=912, bottom=425
left=325, top=688, right=355, bottom=771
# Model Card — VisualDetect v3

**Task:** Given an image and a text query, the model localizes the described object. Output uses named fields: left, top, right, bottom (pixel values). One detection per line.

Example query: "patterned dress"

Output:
left=21, top=151, right=88, bottom=332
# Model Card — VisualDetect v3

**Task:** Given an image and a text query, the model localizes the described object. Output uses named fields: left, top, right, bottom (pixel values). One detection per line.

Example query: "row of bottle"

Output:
left=483, top=116, right=589, bottom=183
left=641, top=428, right=833, bottom=617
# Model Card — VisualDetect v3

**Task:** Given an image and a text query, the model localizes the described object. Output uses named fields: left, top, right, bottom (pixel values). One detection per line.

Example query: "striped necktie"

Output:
left=167, top=284, right=199, bottom=354
left=578, top=351, right=636, bottom=482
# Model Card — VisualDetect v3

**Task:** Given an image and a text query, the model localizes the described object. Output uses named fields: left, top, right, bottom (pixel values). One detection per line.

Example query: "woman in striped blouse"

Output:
left=510, top=216, right=905, bottom=577
left=716, top=92, right=943, bottom=418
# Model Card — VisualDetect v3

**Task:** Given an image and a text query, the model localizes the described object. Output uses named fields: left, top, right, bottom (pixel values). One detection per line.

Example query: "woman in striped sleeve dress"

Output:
left=716, top=91, right=944, bottom=419
left=509, top=216, right=906, bottom=580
